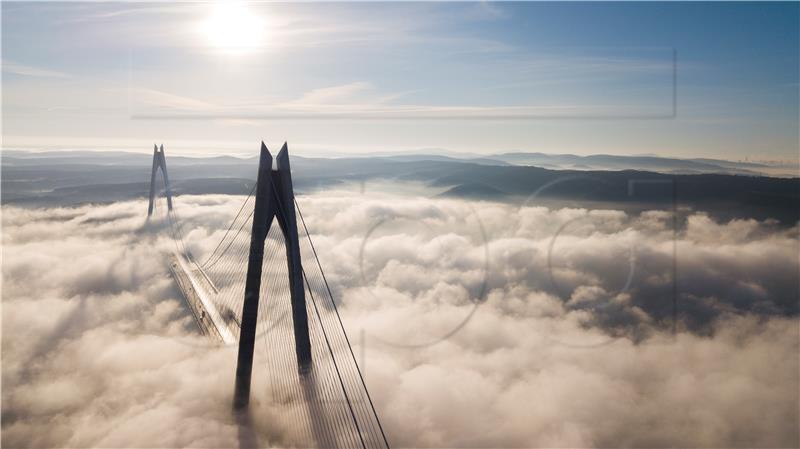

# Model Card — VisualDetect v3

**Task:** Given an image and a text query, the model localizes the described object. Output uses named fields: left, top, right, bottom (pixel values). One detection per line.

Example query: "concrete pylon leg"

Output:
left=147, top=144, right=159, bottom=216
left=159, top=145, right=174, bottom=211
left=233, top=143, right=274, bottom=410
left=274, top=143, right=312, bottom=374
left=147, top=144, right=174, bottom=216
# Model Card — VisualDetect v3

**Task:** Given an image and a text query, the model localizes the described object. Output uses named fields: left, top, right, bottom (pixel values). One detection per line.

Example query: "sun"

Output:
left=201, top=3, right=266, bottom=54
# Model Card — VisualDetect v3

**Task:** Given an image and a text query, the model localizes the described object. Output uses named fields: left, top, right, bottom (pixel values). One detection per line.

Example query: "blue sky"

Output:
left=2, top=2, right=798, bottom=161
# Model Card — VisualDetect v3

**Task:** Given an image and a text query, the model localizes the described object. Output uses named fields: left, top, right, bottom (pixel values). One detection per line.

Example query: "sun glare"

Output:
left=202, top=3, right=266, bottom=54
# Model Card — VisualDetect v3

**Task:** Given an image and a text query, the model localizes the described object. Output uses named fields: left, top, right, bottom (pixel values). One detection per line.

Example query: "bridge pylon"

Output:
left=233, top=141, right=313, bottom=410
left=147, top=144, right=173, bottom=216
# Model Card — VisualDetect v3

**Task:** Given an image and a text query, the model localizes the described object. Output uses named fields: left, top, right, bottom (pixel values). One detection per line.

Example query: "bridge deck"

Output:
left=169, top=253, right=236, bottom=344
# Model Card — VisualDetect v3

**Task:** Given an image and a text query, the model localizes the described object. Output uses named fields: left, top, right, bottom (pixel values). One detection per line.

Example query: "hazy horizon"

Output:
left=2, top=146, right=797, bottom=169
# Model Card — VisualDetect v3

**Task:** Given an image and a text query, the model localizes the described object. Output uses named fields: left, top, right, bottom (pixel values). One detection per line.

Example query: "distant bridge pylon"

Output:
left=147, top=144, right=172, bottom=216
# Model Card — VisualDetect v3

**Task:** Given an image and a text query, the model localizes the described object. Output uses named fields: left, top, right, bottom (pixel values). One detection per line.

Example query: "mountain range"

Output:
left=3, top=149, right=798, bottom=225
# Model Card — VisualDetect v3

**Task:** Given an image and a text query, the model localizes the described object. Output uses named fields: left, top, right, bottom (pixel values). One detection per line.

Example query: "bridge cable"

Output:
left=297, top=238, right=382, bottom=442
left=303, top=267, right=367, bottom=449
left=201, top=183, right=257, bottom=268
left=168, top=208, right=193, bottom=260
left=296, top=206, right=386, bottom=446
left=154, top=183, right=187, bottom=259
left=260, top=232, right=344, bottom=448
left=266, top=177, right=368, bottom=449
left=295, top=198, right=391, bottom=449
left=203, top=209, right=255, bottom=270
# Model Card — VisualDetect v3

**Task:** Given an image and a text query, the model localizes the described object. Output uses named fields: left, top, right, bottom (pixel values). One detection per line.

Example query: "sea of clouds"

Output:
left=2, top=190, right=798, bottom=448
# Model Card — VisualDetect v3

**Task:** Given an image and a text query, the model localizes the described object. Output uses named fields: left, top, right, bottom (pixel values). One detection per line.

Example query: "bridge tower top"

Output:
left=233, top=141, right=312, bottom=410
left=147, top=144, right=173, bottom=216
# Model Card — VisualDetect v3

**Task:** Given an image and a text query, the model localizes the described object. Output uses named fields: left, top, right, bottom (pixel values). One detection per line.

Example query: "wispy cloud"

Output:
left=126, top=87, right=215, bottom=111
left=287, top=82, right=414, bottom=108
left=2, top=60, right=70, bottom=79
left=292, top=82, right=375, bottom=105
left=129, top=79, right=673, bottom=121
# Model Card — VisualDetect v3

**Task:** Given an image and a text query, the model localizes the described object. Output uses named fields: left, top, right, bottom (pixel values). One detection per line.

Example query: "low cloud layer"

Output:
left=2, top=191, right=798, bottom=448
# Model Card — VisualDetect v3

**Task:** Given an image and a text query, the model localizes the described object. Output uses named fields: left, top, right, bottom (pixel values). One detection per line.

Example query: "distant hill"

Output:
left=372, top=154, right=510, bottom=166
left=439, top=183, right=508, bottom=199
left=322, top=150, right=796, bottom=176
left=3, top=150, right=798, bottom=225
left=488, top=152, right=796, bottom=177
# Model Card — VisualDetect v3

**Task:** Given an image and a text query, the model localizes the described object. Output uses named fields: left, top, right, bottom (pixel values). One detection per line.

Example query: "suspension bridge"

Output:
left=147, top=142, right=390, bottom=449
